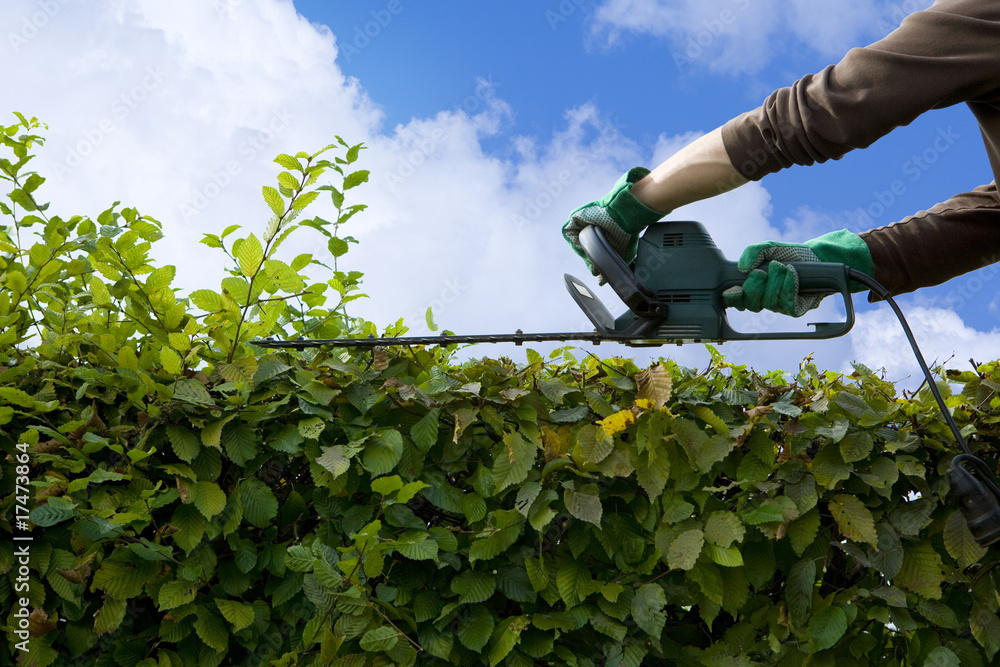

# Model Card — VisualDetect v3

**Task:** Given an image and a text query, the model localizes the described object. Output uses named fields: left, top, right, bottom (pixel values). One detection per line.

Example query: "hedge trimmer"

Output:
left=254, top=220, right=1000, bottom=547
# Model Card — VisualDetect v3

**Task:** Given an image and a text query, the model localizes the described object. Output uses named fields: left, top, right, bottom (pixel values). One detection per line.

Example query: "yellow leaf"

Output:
left=597, top=409, right=635, bottom=437
left=542, top=426, right=568, bottom=461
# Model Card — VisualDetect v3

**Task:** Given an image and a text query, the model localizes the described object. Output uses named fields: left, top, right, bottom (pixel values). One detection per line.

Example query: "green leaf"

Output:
left=395, top=530, right=439, bottom=561
left=493, top=432, right=536, bottom=493
left=145, top=264, right=175, bottom=292
left=895, top=541, right=945, bottom=599
left=344, top=169, right=370, bottom=190
left=563, top=487, right=602, bottom=526
left=189, top=481, right=227, bottom=519
left=292, top=190, right=319, bottom=210
left=923, top=647, right=961, bottom=667
left=425, top=306, right=438, bottom=332
left=808, top=606, right=847, bottom=652
left=410, top=409, right=440, bottom=453
left=94, top=597, right=127, bottom=635
left=237, top=478, right=279, bottom=528
left=189, top=289, right=224, bottom=312
left=360, top=626, right=399, bottom=653
left=970, top=603, right=1000, bottom=656
left=92, top=555, right=155, bottom=600
left=262, top=185, right=284, bottom=216
left=556, top=559, right=591, bottom=608
left=487, top=618, right=523, bottom=666
left=742, top=504, right=785, bottom=525
left=328, top=236, right=349, bottom=258
left=943, top=509, right=988, bottom=568
left=667, top=529, right=704, bottom=571
left=631, top=583, right=666, bottom=637
left=458, top=605, right=494, bottom=652
left=371, top=475, right=403, bottom=496
left=298, top=416, right=326, bottom=440
left=316, top=445, right=355, bottom=479
left=158, top=579, right=198, bottom=611
left=194, top=609, right=230, bottom=652
left=703, top=511, right=745, bottom=549
left=89, top=276, right=112, bottom=305
left=829, top=494, right=878, bottom=547
left=577, top=424, right=613, bottom=463
left=222, top=421, right=257, bottom=466
left=201, top=414, right=236, bottom=450
left=590, top=611, right=627, bottom=642
left=274, top=154, right=302, bottom=171
left=128, top=538, right=174, bottom=562
left=469, top=510, right=523, bottom=563
left=160, top=347, right=183, bottom=375
left=704, top=544, right=743, bottom=567
left=0, top=387, right=34, bottom=408
left=363, top=429, right=404, bottom=476
left=917, top=598, right=958, bottom=630
left=839, top=430, right=874, bottom=463
left=452, top=570, right=497, bottom=604
left=237, top=233, right=263, bottom=278
left=30, top=501, right=77, bottom=527
left=397, top=481, right=429, bottom=504
left=785, top=558, right=816, bottom=628
left=175, top=379, right=215, bottom=406
left=214, top=599, right=255, bottom=632
left=634, top=448, right=670, bottom=500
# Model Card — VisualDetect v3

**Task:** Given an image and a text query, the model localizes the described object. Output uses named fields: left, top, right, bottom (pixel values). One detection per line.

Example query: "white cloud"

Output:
left=590, top=0, right=935, bottom=75
left=851, top=304, right=1000, bottom=388
left=5, top=0, right=965, bottom=384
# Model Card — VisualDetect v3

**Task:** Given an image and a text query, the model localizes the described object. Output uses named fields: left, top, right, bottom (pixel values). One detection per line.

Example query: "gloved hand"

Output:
left=723, top=230, right=874, bottom=317
left=562, top=167, right=667, bottom=275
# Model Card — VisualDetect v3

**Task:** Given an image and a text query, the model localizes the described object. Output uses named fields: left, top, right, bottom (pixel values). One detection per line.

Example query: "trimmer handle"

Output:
left=719, top=260, right=856, bottom=340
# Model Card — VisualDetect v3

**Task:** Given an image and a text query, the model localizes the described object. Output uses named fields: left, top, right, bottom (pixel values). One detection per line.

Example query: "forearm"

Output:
left=630, top=127, right=748, bottom=213
left=861, top=183, right=1000, bottom=296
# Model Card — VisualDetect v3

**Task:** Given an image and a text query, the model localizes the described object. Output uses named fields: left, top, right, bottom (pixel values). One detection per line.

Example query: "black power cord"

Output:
left=848, top=269, right=1000, bottom=546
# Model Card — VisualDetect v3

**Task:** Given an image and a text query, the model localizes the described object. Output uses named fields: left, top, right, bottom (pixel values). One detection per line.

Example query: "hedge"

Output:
left=3, top=112, right=1000, bottom=667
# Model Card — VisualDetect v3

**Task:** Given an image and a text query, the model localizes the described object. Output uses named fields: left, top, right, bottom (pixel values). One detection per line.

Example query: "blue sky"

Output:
left=300, top=0, right=987, bottom=229
left=6, top=0, right=998, bottom=384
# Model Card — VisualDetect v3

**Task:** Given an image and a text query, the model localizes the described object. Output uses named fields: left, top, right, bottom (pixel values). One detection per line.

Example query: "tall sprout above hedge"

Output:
left=2, top=112, right=1000, bottom=667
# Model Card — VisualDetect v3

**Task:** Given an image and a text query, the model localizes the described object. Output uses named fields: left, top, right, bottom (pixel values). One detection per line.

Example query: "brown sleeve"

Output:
left=721, top=0, right=1000, bottom=181
left=859, top=183, right=1000, bottom=296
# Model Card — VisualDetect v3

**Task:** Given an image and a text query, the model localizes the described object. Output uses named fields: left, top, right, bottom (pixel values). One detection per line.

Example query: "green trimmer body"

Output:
left=564, top=220, right=855, bottom=345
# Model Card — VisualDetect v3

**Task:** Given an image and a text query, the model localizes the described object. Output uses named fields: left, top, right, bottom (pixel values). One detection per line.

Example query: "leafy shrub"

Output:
left=3, top=112, right=1000, bottom=667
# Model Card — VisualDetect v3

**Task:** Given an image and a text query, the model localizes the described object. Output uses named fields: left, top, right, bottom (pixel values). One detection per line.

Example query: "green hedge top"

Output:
left=3, top=113, right=1000, bottom=667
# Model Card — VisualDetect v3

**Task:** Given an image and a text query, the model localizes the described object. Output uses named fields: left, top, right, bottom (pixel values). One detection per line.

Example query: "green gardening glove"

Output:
left=722, top=230, right=874, bottom=317
left=562, top=167, right=667, bottom=275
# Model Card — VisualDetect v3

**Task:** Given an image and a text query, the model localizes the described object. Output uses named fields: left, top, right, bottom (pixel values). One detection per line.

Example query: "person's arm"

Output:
left=629, top=128, right=748, bottom=213
left=861, top=183, right=1000, bottom=296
